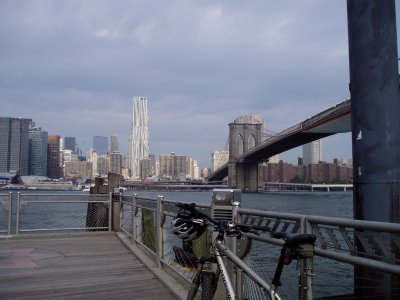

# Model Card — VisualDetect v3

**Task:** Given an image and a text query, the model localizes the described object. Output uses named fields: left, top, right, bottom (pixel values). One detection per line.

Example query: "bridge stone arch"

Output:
left=248, top=134, right=256, bottom=150
left=228, top=115, right=264, bottom=192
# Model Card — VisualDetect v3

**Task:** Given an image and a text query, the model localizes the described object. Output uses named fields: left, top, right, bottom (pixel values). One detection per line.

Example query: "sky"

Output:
left=1, top=1, right=397, bottom=168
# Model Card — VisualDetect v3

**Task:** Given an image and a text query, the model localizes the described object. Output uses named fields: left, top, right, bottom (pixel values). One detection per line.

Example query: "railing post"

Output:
left=8, top=192, right=12, bottom=235
left=299, top=216, right=314, bottom=300
left=16, top=192, right=20, bottom=235
left=132, top=194, right=137, bottom=244
left=232, top=200, right=241, bottom=299
left=108, top=192, right=112, bottom=231
left=111, top=192, right=121, bottom=231
left=118, top=192, right=122, bottom=232
left=156, top=195, right=164, bottom=267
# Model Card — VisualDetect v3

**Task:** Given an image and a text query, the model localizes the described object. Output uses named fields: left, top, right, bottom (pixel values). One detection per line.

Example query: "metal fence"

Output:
left=120, top=193, right=400, bottom=299
left=2, top=191, right=399, bottom=298
left=0, top=192, right=112, bottom=234
left=0, top=192, right=12, bottom=235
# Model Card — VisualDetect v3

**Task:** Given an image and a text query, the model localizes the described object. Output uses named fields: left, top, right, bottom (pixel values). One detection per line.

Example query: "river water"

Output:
left=133, top=190, right=353, bottom=218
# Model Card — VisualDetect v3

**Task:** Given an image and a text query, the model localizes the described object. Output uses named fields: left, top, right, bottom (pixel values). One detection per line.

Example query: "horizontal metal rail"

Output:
left=238, top=207, right=400, bottom=276
left=118, top=194, right=400, bottom=299
left=15, top=192, right=111, bottom=234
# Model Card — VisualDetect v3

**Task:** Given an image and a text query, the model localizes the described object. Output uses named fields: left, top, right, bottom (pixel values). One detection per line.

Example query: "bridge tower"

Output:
left=228, top=114, right=264, bottom=192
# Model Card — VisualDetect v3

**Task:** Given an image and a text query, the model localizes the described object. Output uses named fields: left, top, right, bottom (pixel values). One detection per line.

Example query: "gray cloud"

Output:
left=1, top=0, right=390, bottom=167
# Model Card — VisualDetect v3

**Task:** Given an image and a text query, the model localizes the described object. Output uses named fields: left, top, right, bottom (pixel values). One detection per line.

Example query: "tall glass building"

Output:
left=29, top=127, right=48, bottom=176
left=0, top=117, right=32, bottom=175
left=93, top=136, right=108, bottom=155
left=64, top=137, right=76, bottom=153
left=127, top=96, right=149, bottom=178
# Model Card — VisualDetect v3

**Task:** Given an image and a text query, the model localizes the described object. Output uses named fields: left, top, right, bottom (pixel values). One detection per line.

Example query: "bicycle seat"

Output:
left=273, top=232, right=316, bottom=246
left=274, top=232, right=316, bottom=259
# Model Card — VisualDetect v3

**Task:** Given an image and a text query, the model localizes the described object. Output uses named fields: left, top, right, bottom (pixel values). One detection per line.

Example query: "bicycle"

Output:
left=171, top=202, right=317, bottom=300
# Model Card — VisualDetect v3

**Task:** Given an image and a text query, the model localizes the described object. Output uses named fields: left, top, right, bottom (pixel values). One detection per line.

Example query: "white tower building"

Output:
left=211, top=150, right=229, bottom=171
left=302, top=140, right=323, bottom=165
left=127, top=97, right=149, bottom=178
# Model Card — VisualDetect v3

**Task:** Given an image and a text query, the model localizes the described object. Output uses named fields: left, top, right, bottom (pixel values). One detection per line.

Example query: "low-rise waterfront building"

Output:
left=64, top=161, right=93, bottom=179
left=264, top=159, right=352, bottom=183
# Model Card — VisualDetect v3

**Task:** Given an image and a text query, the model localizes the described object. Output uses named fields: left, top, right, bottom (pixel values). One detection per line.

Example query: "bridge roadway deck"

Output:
left=0, top=232, right=178, bottom=300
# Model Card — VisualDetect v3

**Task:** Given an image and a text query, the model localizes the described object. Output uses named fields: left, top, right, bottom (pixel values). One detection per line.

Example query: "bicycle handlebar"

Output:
left=175, top=202, right=271, bottom=236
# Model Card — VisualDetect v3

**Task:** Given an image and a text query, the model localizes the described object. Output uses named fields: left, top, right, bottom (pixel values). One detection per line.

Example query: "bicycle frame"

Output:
left=187, top=224, right=282, bottom=300
left=214, top=243, right=236, bottom=299
left=216, top=241, right=282, bottom=300
left=185, top=233, right=236, bottom=300
left=173, top=203, right=312, bottom=300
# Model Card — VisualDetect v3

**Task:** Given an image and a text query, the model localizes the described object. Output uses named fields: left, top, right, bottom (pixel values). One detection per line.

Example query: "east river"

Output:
left=133, top=190, right=353, bottom=218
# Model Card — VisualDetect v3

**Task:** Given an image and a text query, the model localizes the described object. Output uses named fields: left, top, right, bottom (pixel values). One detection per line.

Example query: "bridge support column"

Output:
left=347, top=1, right=400, bottom=298
left=228, top=162, right=263, bottom=193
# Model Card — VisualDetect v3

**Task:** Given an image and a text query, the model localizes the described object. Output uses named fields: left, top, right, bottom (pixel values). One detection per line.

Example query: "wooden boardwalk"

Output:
left=0, top=233, right=178, bottom=299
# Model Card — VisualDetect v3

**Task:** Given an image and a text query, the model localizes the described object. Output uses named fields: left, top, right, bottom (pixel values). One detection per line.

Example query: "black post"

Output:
left=347, top=0, right=400, bottom=298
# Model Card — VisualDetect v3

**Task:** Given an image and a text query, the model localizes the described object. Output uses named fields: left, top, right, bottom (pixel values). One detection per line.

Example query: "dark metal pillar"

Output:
left=347, top=0, right=400, bottom=298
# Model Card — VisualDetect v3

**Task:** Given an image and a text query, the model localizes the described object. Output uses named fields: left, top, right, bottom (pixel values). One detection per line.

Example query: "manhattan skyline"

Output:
left=0, top=1, right=381, bottom=166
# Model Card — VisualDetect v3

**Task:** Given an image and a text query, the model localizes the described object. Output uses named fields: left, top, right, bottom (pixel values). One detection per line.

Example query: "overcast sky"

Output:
left=1, top=1, right=398, bottom=168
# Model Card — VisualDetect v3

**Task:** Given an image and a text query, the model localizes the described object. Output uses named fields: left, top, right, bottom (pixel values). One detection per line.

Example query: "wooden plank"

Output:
left=0, top=233, right=178, bottom=299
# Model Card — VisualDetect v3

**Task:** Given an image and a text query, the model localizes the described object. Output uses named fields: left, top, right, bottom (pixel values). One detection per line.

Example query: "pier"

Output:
left=0, top=232, right=178, bottom=300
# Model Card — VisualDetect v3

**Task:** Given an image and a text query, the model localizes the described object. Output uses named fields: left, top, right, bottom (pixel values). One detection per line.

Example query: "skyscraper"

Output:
left=47, top=135, right=62, bottom=178
left=93, top=136, right=108, bottom=155
left=110, top=133, right=119, bottom=153
left=64, top=137, right=76, bottom=153
left=127, top=96, right=149, bottom=178
left=110, top=133, right=121, bottom=175
left=0, top=117, right=32, bottom=175
left=110, top=152, right=122, bottom=175
left=303, top=140, right=323, bottom=165
left=29, top=127, right=48, bottom=176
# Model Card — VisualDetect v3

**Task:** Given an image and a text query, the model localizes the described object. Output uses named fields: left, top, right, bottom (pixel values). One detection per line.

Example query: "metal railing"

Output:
left=0, top=192, right=12, bottom=235
left=2, top=191, right=399, bottom=298
left=3, top=192, right=112, bottom=234
left=119, top=193, right=400, bottom=299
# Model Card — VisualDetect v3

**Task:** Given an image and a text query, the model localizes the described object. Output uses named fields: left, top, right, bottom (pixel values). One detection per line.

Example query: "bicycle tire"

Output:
left=201, top=272, right=216, bottom=300
left=187, top=266, right=202, bottom=300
